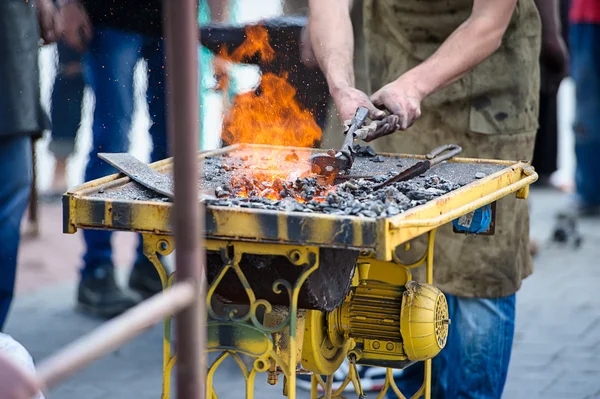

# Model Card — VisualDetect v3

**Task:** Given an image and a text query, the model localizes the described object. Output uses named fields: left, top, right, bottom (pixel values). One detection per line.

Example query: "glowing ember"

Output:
left=216, top=26, right=327, bottom=201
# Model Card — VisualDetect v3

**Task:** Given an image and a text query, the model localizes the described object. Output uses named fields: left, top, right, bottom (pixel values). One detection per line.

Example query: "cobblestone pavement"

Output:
left=5, top=186, right=600, bottom=399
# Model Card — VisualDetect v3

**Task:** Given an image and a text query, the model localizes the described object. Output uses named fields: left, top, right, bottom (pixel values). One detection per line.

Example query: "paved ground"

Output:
left=4, top=186, right=600, bottom=399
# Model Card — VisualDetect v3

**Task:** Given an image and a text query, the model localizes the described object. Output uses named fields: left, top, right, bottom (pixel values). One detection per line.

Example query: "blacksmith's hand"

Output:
left=333, top=87, right=387, bottom=127
left=36, top=0, right=61, bottom=44
left=59, top=0, right=93, bottom=52
left=366, top=77, right=423, bottom=140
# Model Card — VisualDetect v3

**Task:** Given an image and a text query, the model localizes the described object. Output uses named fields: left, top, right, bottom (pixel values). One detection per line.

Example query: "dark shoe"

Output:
left=77, top=266, right=141, bottom=318
left=128, top=258, right=163, bottom=298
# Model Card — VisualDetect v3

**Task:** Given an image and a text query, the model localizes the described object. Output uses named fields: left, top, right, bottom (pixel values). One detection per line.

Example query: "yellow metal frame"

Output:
left=141, top=230, right=440, bottom=399
left=61, top=145, right=537, bottom=399
left=62, top=144, right=536, bottom=262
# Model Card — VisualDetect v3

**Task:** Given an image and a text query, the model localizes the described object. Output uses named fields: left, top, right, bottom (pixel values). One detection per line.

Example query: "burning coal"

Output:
left=206, top=151, right=465, bottom=218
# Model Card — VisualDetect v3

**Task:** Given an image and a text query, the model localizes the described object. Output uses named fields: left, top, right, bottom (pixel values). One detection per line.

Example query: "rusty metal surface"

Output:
left=63, top=144, right=537, bottom=261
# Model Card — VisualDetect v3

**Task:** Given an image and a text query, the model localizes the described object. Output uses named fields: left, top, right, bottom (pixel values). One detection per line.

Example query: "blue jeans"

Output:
left=570, top=23, right=600, bottom=206
left=49, top=41, right=85, bottom=159
left=81, top=28, right=168, bottom=276
left=390, top=293, right=516, bottom=399
left=0, top=136, right=32, bottom=330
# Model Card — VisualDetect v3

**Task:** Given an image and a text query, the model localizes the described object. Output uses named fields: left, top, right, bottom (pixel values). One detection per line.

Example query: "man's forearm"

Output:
left=308, top=0, right=355, bottom=95
left=400, top=0, right=518, bottom=99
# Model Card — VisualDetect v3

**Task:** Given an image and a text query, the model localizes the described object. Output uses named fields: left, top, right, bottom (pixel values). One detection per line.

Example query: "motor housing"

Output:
left=302, top=280, right=450, bottom=373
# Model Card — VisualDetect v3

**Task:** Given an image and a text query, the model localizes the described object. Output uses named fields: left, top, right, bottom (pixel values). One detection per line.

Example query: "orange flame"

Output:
left=217, top=26, right=327, bottom=201
left=222, top=73, right=321, bottom=147
left=229, top=25, right=275, bottom=64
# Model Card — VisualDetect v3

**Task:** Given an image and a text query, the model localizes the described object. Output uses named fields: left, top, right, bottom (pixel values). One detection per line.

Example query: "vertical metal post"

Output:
left=163, top=1, right=206, bottom=399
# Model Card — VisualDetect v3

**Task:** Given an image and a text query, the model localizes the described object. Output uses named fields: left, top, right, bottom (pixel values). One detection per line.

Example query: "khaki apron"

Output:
left=325, top=0, right=541, bottom=298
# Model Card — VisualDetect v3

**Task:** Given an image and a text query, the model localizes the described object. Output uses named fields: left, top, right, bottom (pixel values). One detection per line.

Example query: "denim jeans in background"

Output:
left=81, top=28, right=168, bottom=277
left=0, top=136, right=32, bottom=330
left=48, top=41, right=85, bottom=159
left=569, top=23, right=600, bottom=207
left=389, top=293, right=516, bottom=399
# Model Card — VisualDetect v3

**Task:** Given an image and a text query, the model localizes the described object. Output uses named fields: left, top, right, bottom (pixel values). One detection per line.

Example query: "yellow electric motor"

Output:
left=302, top=279, right=450, bottom=375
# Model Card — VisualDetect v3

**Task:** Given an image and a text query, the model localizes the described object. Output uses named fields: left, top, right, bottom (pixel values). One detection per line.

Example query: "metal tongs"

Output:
left=309, top=107, right=370, bottom=176
left=372, top=144, right=463, bottom=190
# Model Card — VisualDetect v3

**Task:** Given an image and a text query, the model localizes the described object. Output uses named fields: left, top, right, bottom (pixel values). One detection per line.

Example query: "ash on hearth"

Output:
left=207, top=174, right=462, bottom=218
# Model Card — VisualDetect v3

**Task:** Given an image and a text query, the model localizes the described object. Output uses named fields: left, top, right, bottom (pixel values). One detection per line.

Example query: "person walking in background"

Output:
left=0, top=0, right=60, bottom=330
left=46, top=38, right=86, bottom=196
left=59, top=0, right=170, bottom=317
left=568, top=0, right=600, bottom=215
left=60, top=0, right=231, bottom=318
left=532, top=0, right=570, bottom=185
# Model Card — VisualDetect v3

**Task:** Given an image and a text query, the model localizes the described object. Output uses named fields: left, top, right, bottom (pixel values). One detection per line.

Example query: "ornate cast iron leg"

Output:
left=204, top=241, right=320, bottom=399
left=142, top=234, right=176, bottom=399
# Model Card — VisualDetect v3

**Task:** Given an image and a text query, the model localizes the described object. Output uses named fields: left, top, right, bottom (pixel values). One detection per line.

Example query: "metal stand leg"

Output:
left=143, top=235, right=176, bottom=399
left=26, top=139, right=40, bottom=238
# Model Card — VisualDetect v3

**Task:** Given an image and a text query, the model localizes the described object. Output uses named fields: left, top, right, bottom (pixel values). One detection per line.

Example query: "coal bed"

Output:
left=90, top=146, right=506, bottom=218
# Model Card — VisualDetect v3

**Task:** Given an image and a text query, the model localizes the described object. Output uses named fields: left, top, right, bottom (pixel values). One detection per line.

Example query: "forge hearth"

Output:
left=91, top=145, right=506, bottom=219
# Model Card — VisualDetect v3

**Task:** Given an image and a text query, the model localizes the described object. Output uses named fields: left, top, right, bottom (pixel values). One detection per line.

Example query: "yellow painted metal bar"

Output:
left=206, top=352, right=229, bottom=399
left=426, top=230, right=436, bottom=285
left=323, top=375, right=333, bottom=399
left=387, top=368, right=408, bottom=399
left=311, top=375, right=319, bottom=399
left=391, top=171, right=537, bottom=229
left=424, top=359, right=432, bottom=399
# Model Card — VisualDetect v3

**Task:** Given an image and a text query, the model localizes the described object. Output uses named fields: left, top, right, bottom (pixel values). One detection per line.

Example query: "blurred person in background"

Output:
left=60, top=0, right=230, bottom=318
left=60, top=0, right=169, bottom=317
left=46, top=32, right=86, bottom=197
left=532, top=0, right=570, bottom=186
left=529, top=0, right=569, bottom=257
left=0, top=0, right=60, bottom=330
left=567, top=0, right=600, bottom=215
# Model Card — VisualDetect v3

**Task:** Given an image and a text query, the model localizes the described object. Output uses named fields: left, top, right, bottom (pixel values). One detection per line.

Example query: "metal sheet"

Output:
left=99, top=153, right=175, bottom=198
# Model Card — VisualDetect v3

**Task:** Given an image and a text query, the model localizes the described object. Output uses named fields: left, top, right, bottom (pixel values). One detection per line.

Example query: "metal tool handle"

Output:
left=338, top=107, right=370, bottom=169
left=425, top=144, right=463, bottom=166
left=345, top=107, right=370, bottom=142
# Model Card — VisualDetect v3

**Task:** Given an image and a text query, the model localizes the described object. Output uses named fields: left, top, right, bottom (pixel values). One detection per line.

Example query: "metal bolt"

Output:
left=372, top=341, right=380, bottom=349
left=386, top=342, right=394, bottom=351
left=289, top=250, right=301, bottom=263
left=159, top=240, right=168, bottom=251
left=267, top=371, right=278, bottom=385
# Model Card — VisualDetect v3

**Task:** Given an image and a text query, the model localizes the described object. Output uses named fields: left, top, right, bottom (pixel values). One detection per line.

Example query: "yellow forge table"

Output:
left=63, top=144, right=537, bottom=399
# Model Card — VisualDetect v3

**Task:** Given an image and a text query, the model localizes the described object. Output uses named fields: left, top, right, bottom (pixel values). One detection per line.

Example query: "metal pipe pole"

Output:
left=163, top=0, right=206, bottom=398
